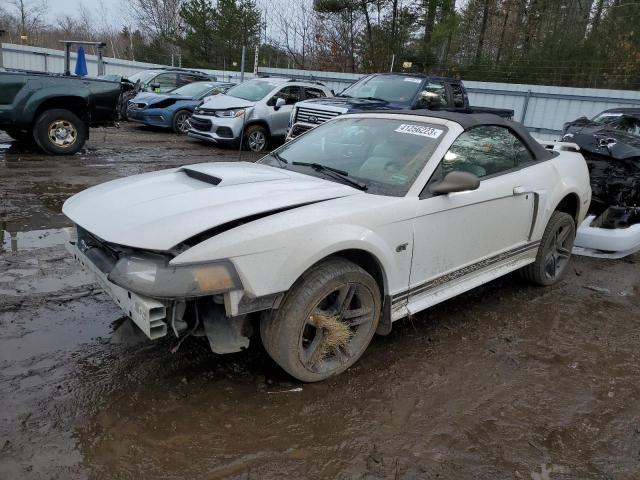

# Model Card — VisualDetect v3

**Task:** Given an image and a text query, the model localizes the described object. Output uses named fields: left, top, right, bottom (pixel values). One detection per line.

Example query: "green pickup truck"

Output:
left=0, top=70, right=122, bottom=155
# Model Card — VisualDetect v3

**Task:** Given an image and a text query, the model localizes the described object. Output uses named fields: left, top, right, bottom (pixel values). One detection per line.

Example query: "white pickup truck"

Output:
left=63, top=111, right=591, bottom=382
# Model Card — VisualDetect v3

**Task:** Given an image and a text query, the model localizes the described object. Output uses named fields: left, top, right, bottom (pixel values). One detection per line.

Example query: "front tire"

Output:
left=522, top=211, right=576, bottom=286
left=172, top=109, right=192, bottom=134
left=243, top=124, right=268, bottom=152
left=261, top=258, right=381, bottom=382
left=33, top=109, right=87, bottom=155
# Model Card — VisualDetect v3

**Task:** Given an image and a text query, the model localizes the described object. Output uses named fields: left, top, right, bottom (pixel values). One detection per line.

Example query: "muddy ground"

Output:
left=1, top=123, right=639, bottom=480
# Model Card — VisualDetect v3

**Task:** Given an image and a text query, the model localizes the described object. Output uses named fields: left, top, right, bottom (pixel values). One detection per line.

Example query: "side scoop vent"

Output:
left=181, top=168, right=222, bottom=186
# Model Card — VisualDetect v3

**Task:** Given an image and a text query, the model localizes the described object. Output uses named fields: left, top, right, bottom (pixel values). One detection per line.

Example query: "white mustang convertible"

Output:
left=63, top=111, right=591, bottom=381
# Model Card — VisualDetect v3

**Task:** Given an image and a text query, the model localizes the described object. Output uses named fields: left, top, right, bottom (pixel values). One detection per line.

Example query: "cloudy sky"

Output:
left=46, top=0, right=126, bottom=25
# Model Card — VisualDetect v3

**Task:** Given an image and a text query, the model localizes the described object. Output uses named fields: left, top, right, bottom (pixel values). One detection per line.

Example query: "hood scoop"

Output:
left=181, top=168, right=222, bottom=186
left=180, top=162, right=290, bottom=187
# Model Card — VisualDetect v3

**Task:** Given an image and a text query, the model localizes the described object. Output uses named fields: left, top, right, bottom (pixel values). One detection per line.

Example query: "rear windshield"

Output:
left=339, top=75, right=423, bottom=104
left=226, top=80, right=280, bottom=102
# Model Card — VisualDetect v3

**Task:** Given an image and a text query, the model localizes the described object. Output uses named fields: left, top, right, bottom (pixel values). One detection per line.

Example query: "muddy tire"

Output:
left=172, top=109, right=192, bottom=134
left=34, top=109, right=87, bottom=155
left=243, top=124, right=268, bottom=152
left=261, top=258, right=381, bottom=382
left=521, top=211, right=576, bottom=286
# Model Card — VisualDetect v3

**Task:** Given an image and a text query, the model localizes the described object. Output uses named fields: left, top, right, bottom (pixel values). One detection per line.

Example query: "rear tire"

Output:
left=33, top=109, right=87, bottom=155
left=243, top=124, right=269, bottom=152
left=521, top=211, right=576, bottom=286
left=261, top=258, right=381, bottom=382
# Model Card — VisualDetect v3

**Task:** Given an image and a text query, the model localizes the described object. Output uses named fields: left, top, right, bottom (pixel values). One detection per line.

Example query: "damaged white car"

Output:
left=63, top=111, right=591, bottom=382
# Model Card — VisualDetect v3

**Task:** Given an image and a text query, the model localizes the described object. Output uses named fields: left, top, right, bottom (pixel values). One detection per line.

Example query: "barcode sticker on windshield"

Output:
left=403, top=78, right=422, bottom=83
left=395, top=124, right=443, bottom=138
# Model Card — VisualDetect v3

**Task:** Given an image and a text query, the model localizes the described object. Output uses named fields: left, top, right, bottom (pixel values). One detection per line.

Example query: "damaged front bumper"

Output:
left=573, top=213, right=640, bottom=258
left=66, top=238, right=169, bottom=339
left=65, top=228, right=282, bottom=353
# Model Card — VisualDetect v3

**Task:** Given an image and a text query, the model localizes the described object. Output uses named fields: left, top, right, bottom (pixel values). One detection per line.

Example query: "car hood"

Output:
left=199, top=94, right=255, bottom=110
left=563, top=123, right=640, bottom=160
left=62, top=162, right=361, bottom=251
left=300, top=96, right=409, bottom=111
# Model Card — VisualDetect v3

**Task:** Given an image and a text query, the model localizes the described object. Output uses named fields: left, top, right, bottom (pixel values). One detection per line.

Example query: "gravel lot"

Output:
left=1, top=123, right=639, bottom=480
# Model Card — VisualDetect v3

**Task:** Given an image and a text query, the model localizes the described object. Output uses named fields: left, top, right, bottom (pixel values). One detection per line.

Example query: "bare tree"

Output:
left=276, top=0, right=316, bottom=69
left=7, top=0, right=48, bottom=41
left=128, top=0, right=184, bottom=40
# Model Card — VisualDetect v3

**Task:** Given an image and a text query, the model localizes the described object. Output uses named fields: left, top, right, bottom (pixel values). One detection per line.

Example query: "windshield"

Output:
left=127, top=70, right=157, bottom=85
left=339, top=75, right=423, bottom=104
left=225, top=80, right=280, bottom=102
left=259, top=117, right=447, bottom=196
left=171, top=82, right=219, bottom=98
left=592, top=112, right=640, bottom=137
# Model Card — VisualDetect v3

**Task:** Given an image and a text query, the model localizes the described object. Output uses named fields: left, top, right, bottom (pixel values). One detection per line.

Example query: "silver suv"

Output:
left=187, top=78, right=333, bottom=152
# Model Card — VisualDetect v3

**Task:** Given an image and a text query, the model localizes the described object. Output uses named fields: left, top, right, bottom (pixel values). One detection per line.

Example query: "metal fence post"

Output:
left=240, top=46, right=246, bottom=82
left=520, top=89, right=532, bottom=124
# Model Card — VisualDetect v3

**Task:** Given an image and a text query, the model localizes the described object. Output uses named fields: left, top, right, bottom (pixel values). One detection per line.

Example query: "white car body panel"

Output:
left=63, top=112, right=592, bottom=341
left=62, top=162, right=360, bottom=251
left=574, top=215, right=640, bottom=258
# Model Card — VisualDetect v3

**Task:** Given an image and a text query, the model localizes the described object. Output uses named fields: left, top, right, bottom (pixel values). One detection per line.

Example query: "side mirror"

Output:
left=150, top=82, right=161, bottom=92
left=274, top=97, right=286, bottom=110
left=429, top=171, right=480, bottom=195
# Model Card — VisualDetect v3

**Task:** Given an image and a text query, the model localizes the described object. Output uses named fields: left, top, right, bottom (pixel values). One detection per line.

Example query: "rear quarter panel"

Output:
left=527, top=150, right=591, bottom=241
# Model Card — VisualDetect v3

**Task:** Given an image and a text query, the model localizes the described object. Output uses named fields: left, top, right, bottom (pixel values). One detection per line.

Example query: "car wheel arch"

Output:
left=553, top=192, right=581, bottom=226
left=308, top=248, right=388, bottom=298
left=244, top=119, right=271, bottom=137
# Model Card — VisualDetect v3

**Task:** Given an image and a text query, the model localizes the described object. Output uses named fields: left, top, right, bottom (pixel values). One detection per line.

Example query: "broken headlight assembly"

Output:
left=107, top=252, right=242, bottom=298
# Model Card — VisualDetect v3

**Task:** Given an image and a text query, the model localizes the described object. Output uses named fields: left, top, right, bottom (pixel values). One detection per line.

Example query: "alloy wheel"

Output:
left=299, top=283, right=376, bottom=374
left=544, top=220, right=574, bottom=280
left=248, top=130, right=266, bottom=151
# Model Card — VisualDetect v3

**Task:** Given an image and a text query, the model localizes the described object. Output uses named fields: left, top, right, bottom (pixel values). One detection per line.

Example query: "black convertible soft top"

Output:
left=364, top=109, right=555, bottom=162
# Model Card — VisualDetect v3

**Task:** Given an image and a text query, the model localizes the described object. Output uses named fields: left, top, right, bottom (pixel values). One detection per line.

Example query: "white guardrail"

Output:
left=2, top=43, right=640, bottom=140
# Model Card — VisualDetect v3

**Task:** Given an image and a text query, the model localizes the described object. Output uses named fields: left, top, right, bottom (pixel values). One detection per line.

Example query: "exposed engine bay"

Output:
left=585, top=154, right=640, bottom=229
left=563, top=108, right=640, bottom=257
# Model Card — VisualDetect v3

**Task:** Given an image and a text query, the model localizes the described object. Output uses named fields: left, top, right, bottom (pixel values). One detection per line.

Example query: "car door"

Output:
left=408, top=126, right=536, bottom=309
left=268, top=86, right=303, bottom=136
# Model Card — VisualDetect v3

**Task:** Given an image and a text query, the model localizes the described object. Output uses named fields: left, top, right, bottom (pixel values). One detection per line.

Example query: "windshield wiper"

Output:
left=270, top=151, right=288, bottom=166
left=292, top=162, right=368, bottom=191
left=336, top=93, right=352, bottom=98
left=362, top=96, right=388, bottom=102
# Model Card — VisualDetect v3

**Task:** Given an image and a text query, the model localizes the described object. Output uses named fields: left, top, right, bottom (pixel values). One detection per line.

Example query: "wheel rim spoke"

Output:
left=343, top=307, right=373, bottom=326
left=335, top=284, right=356, bottom=315
left=303, top=329, right=325, bottom=369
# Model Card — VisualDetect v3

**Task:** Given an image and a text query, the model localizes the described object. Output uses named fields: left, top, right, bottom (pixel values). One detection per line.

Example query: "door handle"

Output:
left=513, top=186, right=528, bottom=195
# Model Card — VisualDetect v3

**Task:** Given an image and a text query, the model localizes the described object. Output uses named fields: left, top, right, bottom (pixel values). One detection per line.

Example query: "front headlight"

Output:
left=107, top=252, right=241, bottom=298
left=214, top=109, right=245, bottom=118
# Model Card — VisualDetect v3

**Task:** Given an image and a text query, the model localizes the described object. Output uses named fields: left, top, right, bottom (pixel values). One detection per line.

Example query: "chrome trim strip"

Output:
left=392, top=241, right=540, bottom=305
